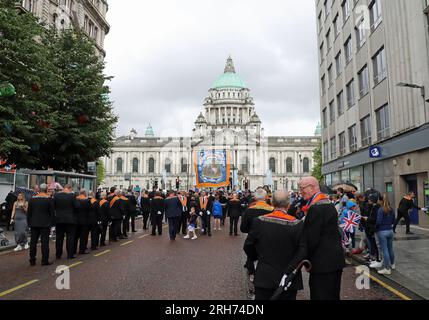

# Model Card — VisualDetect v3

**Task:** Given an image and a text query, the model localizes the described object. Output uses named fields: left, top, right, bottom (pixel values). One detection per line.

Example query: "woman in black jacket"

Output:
left=363, top=194, right=381, bottom=267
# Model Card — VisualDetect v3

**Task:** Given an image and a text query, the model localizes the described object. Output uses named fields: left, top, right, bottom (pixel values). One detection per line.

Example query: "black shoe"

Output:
left=132, top=230, right=137, bottom=233
left=229, top=233, right=233, bottom=236
left=67, top=256, right=76, bottom=260
left=56, top=255, right=62, bottom=259
left=208, top=233, right=212, bottom=237
left=41, top=261, right=52, bottom=266
left=111, top=239, right=118, bottom=242
left=151, top=233, right=156, bottom=236
left=406, top=231, right=414, bottom=235
left=234, top=233, right=238, bottom=236
left=79, top=250, right=90, bottom=255
left=91, top=247, right=98, bottom=250
left=100, top=243, right=106, bottom=247
left=30, top=260, right=36, bottom=266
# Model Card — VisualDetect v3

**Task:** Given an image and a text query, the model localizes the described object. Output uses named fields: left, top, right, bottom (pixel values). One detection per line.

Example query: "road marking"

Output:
left=120, top=240, right=133, bottom=246
left=0, top=279, right=39, bottom=298
left=94, top=250, right=111, bottom=257
left=139, top=234, right=150, bottom=239
left=411, top=225, right=429, bottom=232
left=67, top=261, right=83, bottom=269
left=364, top=272, right=412, bottom=300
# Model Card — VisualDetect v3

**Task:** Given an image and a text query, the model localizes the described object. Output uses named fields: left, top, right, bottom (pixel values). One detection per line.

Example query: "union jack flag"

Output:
left=340, top=210, right=361, bottom=234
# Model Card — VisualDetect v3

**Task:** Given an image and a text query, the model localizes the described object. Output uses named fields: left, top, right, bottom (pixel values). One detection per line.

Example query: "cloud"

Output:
left=104, top=0, right=320, bottom=138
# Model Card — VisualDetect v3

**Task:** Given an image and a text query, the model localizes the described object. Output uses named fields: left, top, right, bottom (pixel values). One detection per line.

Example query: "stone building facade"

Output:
left=103, top=57, right=320, bottom=192
left=18, top=0, right=110, bottom=56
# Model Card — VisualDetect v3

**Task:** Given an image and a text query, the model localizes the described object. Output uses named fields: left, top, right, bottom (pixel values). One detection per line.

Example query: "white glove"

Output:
left=199, top=211, right=203, bottom=216
left=10, top=219, right=14, bottom=224
left=157, top=211, right=162, bottom=215
left=422, top=207, right=428, bottom=213
left=207, top=211, right=211, bottom=216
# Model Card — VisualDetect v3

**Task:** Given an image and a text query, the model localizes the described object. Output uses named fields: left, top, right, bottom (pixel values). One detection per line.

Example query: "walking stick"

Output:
left=270, top=260, right=312, bottom=300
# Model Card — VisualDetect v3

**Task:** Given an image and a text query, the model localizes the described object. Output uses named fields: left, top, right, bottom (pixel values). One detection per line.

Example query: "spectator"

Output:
left=10, top=193, right=29, bottom=251
left=212, top=196, right=223, bottom=231
left=376, top=194, right=395, bottom=275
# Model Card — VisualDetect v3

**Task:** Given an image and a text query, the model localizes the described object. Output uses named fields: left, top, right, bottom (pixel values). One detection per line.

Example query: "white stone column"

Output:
left=143, top=152, right=147, bottom=174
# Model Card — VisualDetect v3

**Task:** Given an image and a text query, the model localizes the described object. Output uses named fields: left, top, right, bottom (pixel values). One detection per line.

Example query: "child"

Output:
left=212, top=196, right=223, bottom=231
left=184, top=206, right=198, bottom=240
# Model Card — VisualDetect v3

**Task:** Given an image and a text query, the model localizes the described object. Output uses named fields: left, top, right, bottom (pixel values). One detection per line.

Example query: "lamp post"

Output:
left=397, top=82, right=428, bottom=123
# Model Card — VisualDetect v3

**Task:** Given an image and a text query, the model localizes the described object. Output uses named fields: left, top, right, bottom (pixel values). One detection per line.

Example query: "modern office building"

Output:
left=315, top=0, right=429, bottom=221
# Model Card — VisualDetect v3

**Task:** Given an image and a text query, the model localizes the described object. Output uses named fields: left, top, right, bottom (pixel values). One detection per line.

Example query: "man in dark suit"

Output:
left=74, top=189, right=91, bottom=254
left=240, top=188, right=274, bottom=283
left=198, top=191, right=213, bottom=236
left=151, top=191, right=165, bottom=236
left=88, top=191, right=101, bottom=250
left=27, top=184, right=54, bottom=266
left=108, top=189, right=124, bottom=242
left=126, top=189, right=138, bottom=233
left=288, top=177, right=345, bottom=300
left=98, top=192, right=110, bottom=246
left=140, top=190, right=151, bottom=230
left=178, top=191, right=189, bottom=235
left=119, top=190, right=130, bottom=239
left=53, top=184, right=79, bottom=260
left=164, top=191, right=182, bottom=240
left=244, top=190, right=304, bottom=300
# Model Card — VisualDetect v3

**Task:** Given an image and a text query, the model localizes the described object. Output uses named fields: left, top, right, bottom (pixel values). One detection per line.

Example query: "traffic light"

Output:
left=176, top=178, right=180, bottom=190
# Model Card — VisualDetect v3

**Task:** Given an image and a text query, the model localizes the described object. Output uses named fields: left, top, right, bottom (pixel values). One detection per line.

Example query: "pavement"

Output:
left=0, top=217, right=405, bottom=300
left=351, top=224, right=429, bottom=300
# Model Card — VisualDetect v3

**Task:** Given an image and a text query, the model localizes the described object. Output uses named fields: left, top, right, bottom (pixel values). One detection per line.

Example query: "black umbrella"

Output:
left=364, top=188, right=380, bottom=198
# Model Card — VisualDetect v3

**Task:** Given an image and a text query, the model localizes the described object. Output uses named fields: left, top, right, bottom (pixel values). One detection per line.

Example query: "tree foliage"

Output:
left=311, top=141, right=324, bottom=183
left=0, top=2, right=117, bottom=171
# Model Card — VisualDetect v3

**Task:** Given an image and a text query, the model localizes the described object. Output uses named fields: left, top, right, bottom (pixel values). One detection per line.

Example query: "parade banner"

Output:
left=194, top=149, right=231, bottom=188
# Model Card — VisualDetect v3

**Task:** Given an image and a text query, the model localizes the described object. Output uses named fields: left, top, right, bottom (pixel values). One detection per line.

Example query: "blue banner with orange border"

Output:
left=194, top=149, right=231, bottom=188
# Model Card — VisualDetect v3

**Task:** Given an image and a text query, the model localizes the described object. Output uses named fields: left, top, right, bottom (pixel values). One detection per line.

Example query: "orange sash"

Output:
left=120, top=196, right=128, bottom=201
left=179, top=195, right=187, bottom=207
left=264, top=210, right=296, bottom=221
left=100, top=199, right=108, bottom=207
left=90, top=198, right=97, bottom=205
left=76, top=195, right=87, bottom=200
left=109, top=196, right=120, bottom=208
left=199, top=197, right=208, bottom=210
left=249, top=201, right=274, bottom=211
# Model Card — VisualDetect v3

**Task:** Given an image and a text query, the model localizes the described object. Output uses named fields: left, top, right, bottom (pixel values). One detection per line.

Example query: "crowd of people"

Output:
left=3, top=178, right=428, bottom=300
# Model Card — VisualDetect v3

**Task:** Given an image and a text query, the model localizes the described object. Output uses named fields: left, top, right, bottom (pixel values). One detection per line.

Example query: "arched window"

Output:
left=181, top=158, right=188, bottom=173
left=286, top=157, right=293, bottom=173
left=132, top=158, right=139, bottom=173
left=165, top=158, right=172, bottom=173
left=303, top=157, right=310, bottom=173
left=148, top=157, right=155, bottom=173
left=116, top=157, right=123, bottom=174
left=269, top=157, right=276, bottom=173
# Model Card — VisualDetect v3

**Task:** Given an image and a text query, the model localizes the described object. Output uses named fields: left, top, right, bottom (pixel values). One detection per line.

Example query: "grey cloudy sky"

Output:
left=104, top=0, right=320, bottom=138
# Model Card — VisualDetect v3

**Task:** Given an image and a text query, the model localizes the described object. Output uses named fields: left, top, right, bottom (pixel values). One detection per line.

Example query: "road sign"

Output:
left=369, top=146, right=382, bottom=159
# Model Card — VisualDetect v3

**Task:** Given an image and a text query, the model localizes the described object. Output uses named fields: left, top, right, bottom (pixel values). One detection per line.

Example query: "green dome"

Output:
left=212, top=56, right=247, bottom=89
left=145, top=124, right=155, bottom=137
left=212, top=72, right=246, bottom=89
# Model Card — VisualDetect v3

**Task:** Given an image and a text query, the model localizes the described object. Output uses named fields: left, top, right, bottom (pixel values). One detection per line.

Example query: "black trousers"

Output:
left=151, top=214, right=163, bottom=235
left=89, top=224, right=100, bottom=249
left=142, top=211, right=150, bottom=229
left=229, top=216, right=240, bottom=235
left=309, top=271, right=342, bottom=300
left=122, top=215, right=130, bottom=236
left=74, top=225, right=89, bottom=254
left=394, top=210, right=411, bottom=233
left=202, top=214, right=211, bottom=235
left=56, top=223, right=76, bottom=259
left=168, top=217, right=180, bottom=240
left=255, top=287, right=297, bottom=301
left=130, top=215, right=136, bottom=232
left=110, top=219, right=122, bottom=241
left=29, top=227, right=50, bottom=264
left=178, top=214, right=188, bottom=235
left=221, top=207, right=227, bottom=226
left=99, top=222, right=108, bottom=245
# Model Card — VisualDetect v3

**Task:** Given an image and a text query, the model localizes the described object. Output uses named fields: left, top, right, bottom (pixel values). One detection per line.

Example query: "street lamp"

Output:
left=397, top=82, right=428, bottom=122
